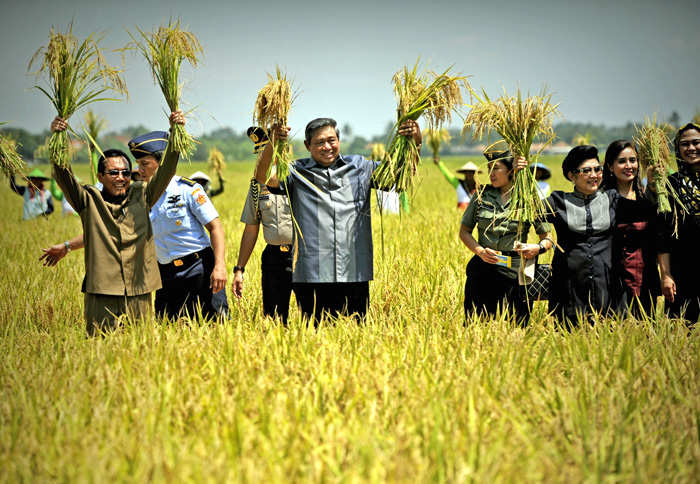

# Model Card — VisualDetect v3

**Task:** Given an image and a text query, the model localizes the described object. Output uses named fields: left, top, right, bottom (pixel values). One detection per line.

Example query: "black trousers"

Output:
left=155, top=246, right=229, bottom=321
left=463, top=256, right=531, bottom=326
left=261, top=244, right=294, bottom=324
left=293, top=281, right=369, bottom=323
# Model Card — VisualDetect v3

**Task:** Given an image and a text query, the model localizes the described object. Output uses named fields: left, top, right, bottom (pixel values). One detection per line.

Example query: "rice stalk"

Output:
left=252, top=66, right=298, bottom=182
left=572, top=132, right=592, bottom=146
left=372, top=60, right=471, bottom=194
left=208, top=146, right=226, bottom=184
left=28, top=21, right=128, bottom=168
left=126, top=18, right=203, bottom=160
left=424, top=128, right=452, bottom=158
left=463, top=86, right=561, bottom=223
left=634, top=114, right=674, bottom=213
left=0, top=129, right=28, bottom=177
left=370, top=143, right=386, bottom=161
left=83, top=110, right=107, bottom=183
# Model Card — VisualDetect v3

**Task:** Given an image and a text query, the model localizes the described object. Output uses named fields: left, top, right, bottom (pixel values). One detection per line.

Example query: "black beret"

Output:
left=483, top=149, right=514, bottom=166
left=562, top=145, right=599, bottom=177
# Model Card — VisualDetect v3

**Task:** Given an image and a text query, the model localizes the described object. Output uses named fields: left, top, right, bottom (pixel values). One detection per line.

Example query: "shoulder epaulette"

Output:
left=179, top=176, right=197, bottom=187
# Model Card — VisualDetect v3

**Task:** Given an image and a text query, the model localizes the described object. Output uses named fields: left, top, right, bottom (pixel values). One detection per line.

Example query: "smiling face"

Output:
left=97, top=157, right=131, bottom=197
left=488, top=160, right=511, bottom=189
left=136, top=155, right=159, bottom=183
left=569, top=159, right=602, bottom=196
left=679, top=128, right=700, bottom=170
left=304, top=126, right=340, bottom=167
left=608, top=146, right=638, bottom=184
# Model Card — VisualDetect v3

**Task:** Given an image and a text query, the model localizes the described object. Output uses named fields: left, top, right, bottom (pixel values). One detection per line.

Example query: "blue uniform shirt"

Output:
left=150, top=176, right=219, bottom=264
left=273, top=154, right=379, bottom=283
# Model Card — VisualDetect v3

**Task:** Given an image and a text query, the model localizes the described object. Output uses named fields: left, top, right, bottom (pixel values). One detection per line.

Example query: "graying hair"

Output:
left=305, top=118, right=340, bottom=144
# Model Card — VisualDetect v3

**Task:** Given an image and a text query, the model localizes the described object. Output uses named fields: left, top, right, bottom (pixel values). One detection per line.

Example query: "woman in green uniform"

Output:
left=459, top=150, right=553, bottom=326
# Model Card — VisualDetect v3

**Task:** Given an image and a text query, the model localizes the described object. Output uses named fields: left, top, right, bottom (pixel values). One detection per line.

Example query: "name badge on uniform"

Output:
left=495, top=252, right=512, bottom=268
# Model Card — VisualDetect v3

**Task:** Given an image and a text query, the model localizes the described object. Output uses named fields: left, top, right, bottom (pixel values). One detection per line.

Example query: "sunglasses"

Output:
left=572, top=165, right=602, bottom=175
left=103, top=169, right=131, bottom=178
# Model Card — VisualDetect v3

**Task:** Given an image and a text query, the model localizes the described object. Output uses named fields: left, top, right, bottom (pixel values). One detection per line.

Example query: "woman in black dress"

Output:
left=545, top=145, right=626, bottom=326
left=658, top=123, right=700, bottom=325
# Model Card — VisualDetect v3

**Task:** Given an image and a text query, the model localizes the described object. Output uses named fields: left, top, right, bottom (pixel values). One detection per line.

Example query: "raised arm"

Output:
left=145, top=111, right=186, bottom=207
left=50, top=116, right=84, bottom=213
left=254, top=126, right=289, bottom=188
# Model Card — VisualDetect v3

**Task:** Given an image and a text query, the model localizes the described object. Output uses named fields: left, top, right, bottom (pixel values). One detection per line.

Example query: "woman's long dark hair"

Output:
left=603, top=140, right=644, bottom=198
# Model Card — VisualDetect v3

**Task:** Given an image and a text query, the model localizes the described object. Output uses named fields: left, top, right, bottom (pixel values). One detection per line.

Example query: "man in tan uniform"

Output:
left=50, top=112, right=185, bottom=335
left=233, top=178, right=294, bottom=324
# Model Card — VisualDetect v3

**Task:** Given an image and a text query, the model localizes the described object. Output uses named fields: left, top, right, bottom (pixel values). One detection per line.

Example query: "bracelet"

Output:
left=64, top=240, right=72, bottom=252
left=233, top=266, right=245, bottom=274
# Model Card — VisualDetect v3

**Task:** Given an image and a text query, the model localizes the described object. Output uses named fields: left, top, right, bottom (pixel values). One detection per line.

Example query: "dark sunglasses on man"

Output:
left=104, top=169, right=132, bottom=178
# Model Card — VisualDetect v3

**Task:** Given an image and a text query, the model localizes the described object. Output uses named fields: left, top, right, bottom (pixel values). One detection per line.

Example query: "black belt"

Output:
left=500, top=250, right=521, bottom=258
left=161, top=247, right=211, bottom=270
left=267, top=244, right=292, bottom=252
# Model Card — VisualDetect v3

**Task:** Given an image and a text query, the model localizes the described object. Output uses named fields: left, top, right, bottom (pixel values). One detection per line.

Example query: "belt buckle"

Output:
left=174, top=259, right=184, bottom=267
left=280, top=245, right=290, bottom=252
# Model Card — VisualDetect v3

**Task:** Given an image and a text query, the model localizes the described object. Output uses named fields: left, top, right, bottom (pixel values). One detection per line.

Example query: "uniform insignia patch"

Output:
left=179, top=177, right=196, bottom=187
left=196, top=194, right=207, bottom=205
left=191, top=188, right=201, bottom=196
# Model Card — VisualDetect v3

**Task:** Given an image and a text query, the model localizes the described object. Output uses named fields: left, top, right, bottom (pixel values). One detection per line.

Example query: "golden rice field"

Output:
left=0, top=155, right=698, bottom=483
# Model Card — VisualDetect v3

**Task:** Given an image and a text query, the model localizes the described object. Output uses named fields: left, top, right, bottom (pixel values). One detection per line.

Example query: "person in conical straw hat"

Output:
left=434, top=156, right=480, bottom=210
left=10, top=168, right=54, bottom=220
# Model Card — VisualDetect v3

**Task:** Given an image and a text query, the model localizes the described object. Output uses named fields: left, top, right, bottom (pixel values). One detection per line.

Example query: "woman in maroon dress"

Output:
left=602, top=140, right=661, bottom=317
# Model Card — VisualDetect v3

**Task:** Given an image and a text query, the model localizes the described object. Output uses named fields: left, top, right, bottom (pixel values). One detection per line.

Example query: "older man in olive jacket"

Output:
left=50, top=112, right=184, bottom=335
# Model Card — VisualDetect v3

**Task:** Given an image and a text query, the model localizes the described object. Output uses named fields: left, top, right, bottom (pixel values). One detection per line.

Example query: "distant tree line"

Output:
left=1, top=111, right=693, bottom=165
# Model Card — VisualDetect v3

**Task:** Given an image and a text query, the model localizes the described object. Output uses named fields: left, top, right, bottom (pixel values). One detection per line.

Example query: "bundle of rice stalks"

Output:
left=0, top=129, right=28, bottom=177
left=83, top=110, right=107, bottom=183
left=207, top=146, right=226, bottom=181
left=373, top=60, right=470, bottom=194
left=572, top=132, right=592, bottom=146
left=127, top=18, right=203, bottom=160
left=463, top=86, right=561, bottom=223
left=634, top=115, right=674, bottom=213
left=253, top=66, right=297, bottom=182
left=370, top=143, right=386, bottom=161
left=28, top=22, right=127, bottom=168
left=424, top=127, right=452, bottom=158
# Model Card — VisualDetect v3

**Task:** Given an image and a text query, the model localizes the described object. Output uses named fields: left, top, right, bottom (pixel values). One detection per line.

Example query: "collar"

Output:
left=571, top=188, right=599, bottom=200
left=101, top=186, right=130, bottom=204
left=304, top=153, right=345, bottom=169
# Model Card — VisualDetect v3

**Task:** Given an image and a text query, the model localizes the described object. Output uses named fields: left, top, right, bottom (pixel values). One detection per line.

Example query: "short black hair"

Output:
left=305, top=118, right=340, bottom=144
left=98, top=149, right=132, bottom=174
left=562, top=145, right=599, bottom=177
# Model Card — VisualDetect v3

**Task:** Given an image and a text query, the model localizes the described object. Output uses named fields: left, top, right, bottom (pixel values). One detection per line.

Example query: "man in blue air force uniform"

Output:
left=129, top=131, right=229, bottom=320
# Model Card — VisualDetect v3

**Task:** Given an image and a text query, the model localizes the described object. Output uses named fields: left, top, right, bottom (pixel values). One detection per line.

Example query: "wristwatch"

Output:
left=64, top=240, right=72, bottom=252
left=233, top=266, right=245, bottom=274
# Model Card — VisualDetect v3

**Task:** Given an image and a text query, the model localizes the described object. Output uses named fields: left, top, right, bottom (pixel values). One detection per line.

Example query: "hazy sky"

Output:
left=1, top=0, right=698, bottom=139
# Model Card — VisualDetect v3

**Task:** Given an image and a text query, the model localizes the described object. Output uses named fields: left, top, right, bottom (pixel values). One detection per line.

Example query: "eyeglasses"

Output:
left=572, top=165, right=602, bottom=175
left=104, top=169, right=131, bottom=178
